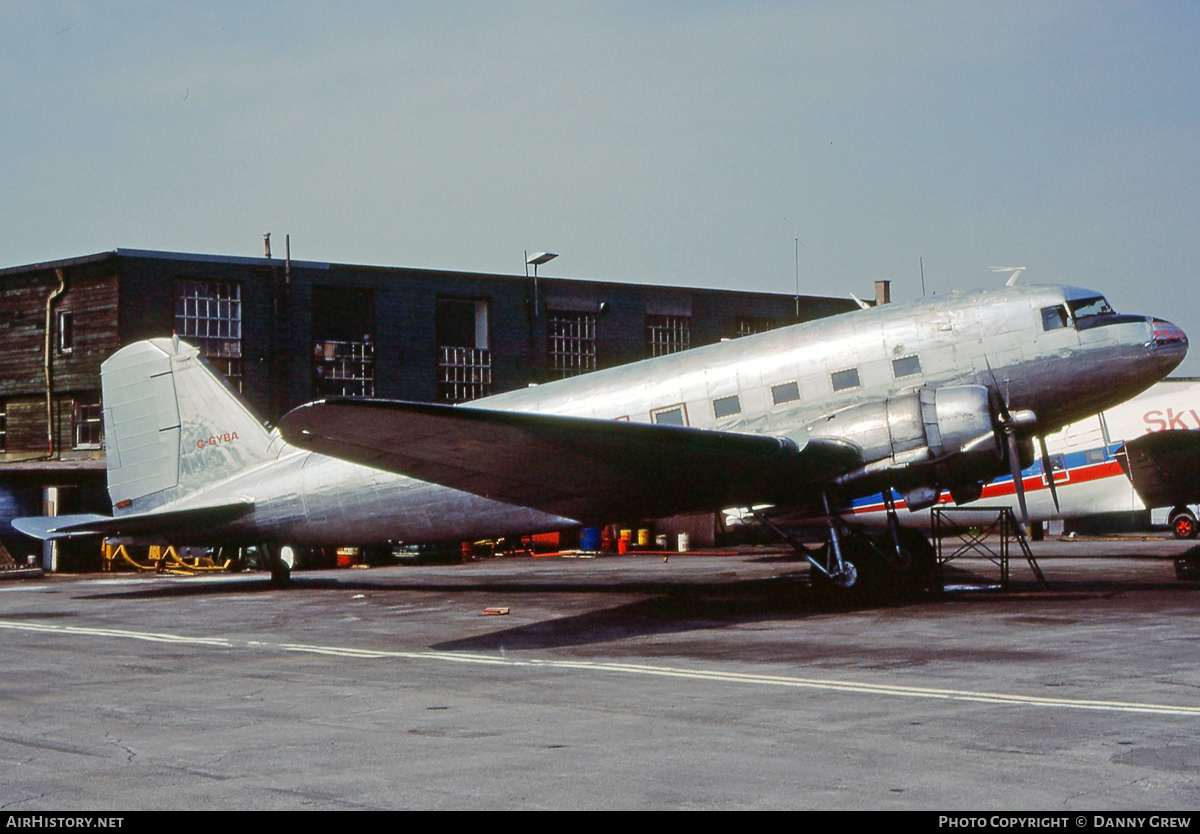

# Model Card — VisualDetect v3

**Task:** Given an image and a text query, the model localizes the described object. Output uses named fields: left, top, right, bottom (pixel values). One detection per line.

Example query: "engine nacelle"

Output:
left=804, top=385, right=996, bottom=467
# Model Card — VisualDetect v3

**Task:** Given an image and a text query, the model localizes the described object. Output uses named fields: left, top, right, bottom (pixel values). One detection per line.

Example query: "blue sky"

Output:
left=4, top=2, right=1199, bottom=372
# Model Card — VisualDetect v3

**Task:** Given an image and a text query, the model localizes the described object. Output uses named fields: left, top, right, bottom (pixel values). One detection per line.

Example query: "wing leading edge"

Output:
left=278, top=398, right=861, bottom=524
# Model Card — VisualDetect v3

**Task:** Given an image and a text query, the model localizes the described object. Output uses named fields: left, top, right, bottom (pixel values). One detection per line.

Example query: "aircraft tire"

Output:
left=885, top=528, right=939, bottom=599
left=811, top=535, right=890, bottom=605
left=267, top=544, right=294, bottom=588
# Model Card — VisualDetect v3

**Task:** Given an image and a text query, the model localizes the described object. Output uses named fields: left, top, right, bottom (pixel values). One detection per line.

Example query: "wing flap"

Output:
left=278, top=399, right=860, bottom=523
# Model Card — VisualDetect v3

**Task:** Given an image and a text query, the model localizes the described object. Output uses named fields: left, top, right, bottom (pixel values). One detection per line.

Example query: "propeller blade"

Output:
left=1038, top=435, right=1060, bottom=513
left=1006, top=429, right=1029, bottom=525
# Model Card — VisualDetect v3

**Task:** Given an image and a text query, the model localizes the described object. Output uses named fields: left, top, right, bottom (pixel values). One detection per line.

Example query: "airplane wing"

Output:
left=1117, top=431, right=1200, bottom=509
left=12, top=500, right=254, bottom=541
left=278, top=399, right=861, bottom=523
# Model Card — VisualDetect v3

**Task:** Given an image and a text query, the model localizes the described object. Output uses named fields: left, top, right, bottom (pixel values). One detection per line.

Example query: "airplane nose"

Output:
left=1149, top=318, right=1188, bottom=370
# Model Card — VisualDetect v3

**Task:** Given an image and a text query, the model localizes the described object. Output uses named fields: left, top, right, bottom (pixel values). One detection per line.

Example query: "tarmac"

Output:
left=1, top=536, right=1199, bottom=810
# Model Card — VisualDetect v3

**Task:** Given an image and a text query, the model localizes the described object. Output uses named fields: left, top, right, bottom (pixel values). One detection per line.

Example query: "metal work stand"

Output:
left=931, top=507, right=1048, bottom=591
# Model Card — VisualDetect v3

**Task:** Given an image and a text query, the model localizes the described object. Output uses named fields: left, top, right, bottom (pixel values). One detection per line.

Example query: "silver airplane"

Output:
left=13, top=283, right=1188, bottom=600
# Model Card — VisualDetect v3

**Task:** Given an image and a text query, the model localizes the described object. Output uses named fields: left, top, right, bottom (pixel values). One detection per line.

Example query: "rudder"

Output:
left=102, top=338, right=275, bottom=514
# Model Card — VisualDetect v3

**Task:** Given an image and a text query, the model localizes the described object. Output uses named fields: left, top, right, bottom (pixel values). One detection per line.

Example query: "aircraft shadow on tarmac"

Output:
left=73, top=563, right=1200, bottom=653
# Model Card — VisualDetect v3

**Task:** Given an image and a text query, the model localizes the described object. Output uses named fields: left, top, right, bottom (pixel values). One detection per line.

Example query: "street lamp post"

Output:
left=525, top=251, right=558, bottom=316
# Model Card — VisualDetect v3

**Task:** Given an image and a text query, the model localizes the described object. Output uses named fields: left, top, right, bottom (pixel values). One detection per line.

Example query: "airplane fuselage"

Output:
left=172, top=284, right=1186, bottom=546
left=20, top=282, right=1184, bottom=552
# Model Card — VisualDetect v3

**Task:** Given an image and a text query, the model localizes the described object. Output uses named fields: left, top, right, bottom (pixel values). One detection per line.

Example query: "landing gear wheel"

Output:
left=1170, top=508, right=1198, bottom=540
left=810, top=535, right=887, bottom=605
left=267, top=544, right=295, bottom=588
left=877, top=528, right=939, bottom=599
left=831, top=560, right=858, bottom=589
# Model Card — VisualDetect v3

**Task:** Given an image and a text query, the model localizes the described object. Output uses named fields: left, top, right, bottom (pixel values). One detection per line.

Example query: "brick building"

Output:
left=0, top=248, right=858, bottom=566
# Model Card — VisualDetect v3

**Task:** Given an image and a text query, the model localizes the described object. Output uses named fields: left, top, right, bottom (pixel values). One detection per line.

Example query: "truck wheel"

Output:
left=1170, top=508, right=1198, bottom=540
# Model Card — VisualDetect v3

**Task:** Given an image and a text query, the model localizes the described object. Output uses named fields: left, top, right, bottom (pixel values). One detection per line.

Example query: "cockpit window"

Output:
left=1067, top=296, right=1115, bottom=321
left=1041, top=305, right=1069, bottom=331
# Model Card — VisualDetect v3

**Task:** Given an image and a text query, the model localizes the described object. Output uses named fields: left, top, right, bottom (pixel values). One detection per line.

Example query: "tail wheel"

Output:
left=1171, top=508, right=1198, bottom=540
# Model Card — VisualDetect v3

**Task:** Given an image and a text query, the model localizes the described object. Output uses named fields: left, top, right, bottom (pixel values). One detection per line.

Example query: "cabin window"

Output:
left=72, top=396, right=103, bottom=450
left=892, top=355, right=921, bottom=378
left=646, top=315, right=691, bottom=357
left=771, top=381, right=800, bottom=405
left=547, top=312, right=596, bottom=378
left=652, top=405, right=688, bottom=426
left=1085, top=448, right=1106, bottom=464
left=57, top=310, right=73, bottom=354
left=713, top=394, right=741, bottom=419
left=175, top=280, right=243, bottom=390
left=437, top=299, right=491, bottom=402
left=1041, top=305, right=1069, bottom=331
left=831, top=368, right=860, bottom=391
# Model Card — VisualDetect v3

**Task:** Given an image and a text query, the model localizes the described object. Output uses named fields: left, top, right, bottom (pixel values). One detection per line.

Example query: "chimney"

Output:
left=263, top=233, right=272, bottom=258
left=874, top=280, right=891, bottom=305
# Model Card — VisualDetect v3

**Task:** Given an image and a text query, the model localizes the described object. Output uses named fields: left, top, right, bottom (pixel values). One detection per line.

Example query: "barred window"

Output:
left=174, top=281, right=243, bottom=390
left=438, top=347, right=492, bottom=403
left=437, top=299, right=491, bottom=402
left=73, top=397, right=103, bottom=450
left=314, top=340, right=375, bottom=398
left=646, top=315, right=691, bottom=357
left=547, top=312, right=596, bottom=379
left=735, top=316, right=774, bottom=338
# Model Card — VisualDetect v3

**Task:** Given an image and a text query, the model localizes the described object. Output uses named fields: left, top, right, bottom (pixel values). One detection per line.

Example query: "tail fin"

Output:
left=103, top=338, right=276, bottom=514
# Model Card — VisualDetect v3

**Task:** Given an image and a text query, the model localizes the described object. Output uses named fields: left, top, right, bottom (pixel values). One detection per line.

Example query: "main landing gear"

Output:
left=759, top=493, right=938, bottom=604
left=265, top=544, right=295, bottom=588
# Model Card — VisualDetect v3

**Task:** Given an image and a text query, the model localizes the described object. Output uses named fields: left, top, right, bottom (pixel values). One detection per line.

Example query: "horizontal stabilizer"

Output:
left=12, top=500, right=254, bottom=541
left=278, top=398, right=860, bottom=523
left=1118, top=431, right=1200, bottom=509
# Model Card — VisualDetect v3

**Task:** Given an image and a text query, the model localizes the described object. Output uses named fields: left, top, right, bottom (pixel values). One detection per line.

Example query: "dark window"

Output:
left=175, top=281, right=243, bottom=390
left=73, top=397, right=103, bottom=450
left=713, top=394, right=741, bottom=419
left=771, top=381, right=800, bottom=405
left=652, top=405, right=687, bottom=426
left=437, top=300, right=491, bottom=402
left=646, top=315, right=691, bottom=357
left=831, top=368, right=860, bottom=391
left=57, top=310, right=73, bottom=354
left=312, top=287, right=375, bottom=398
left=1041, top=305, right=1069, bottom=331
left=548, top=312, right=596, bottom=378
left=892, top=355, right=921, bottom=378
